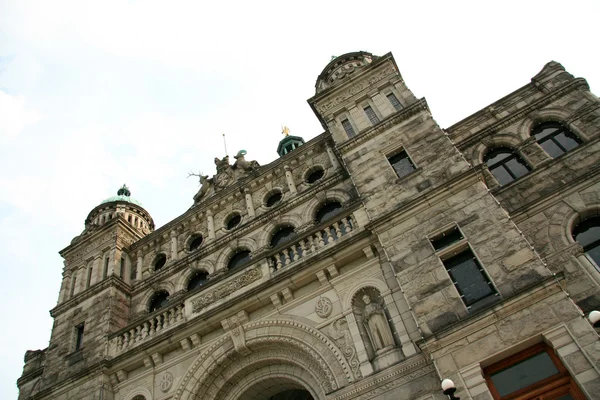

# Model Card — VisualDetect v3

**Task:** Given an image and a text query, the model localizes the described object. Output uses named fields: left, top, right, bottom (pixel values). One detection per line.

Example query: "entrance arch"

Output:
left=173, top=319, right=354, bottom=400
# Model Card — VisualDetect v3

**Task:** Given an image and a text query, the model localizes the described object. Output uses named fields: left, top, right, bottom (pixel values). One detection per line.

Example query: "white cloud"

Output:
left=0, top=91, right=41, bottom=140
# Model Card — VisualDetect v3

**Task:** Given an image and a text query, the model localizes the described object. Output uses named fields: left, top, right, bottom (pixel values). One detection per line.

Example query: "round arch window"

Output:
left=306, top=167, right=325, bottom=184
left=225, top=213, right=242, bottom=230
left=188, top=234, right=204, bottom=251
left=573, top=216, right=600, bottom=267
left=532, top=121, right=581, bottom=158
left=270, top=226, right=296, bottom=248
left=228, top=249, right=252, bottom=270
left=265, top=191, right=283, bottom=208
left=484, top=147, right=531, bottom=186
left=154, top=254, right=167, bottom=272
left=187, top=270, right=209, bottom=291
left=315, top=201, right=343, bottom=224
left=149, top=290, right=169, bottom=312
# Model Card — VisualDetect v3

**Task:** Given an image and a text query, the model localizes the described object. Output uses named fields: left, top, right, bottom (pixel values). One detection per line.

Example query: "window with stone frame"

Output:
left=386, top=92, right=403, bottom=111
left=74, top=323, right=84, bottom=351
left=483, top=343, right=586, bottom=399
left=484, top=147, right=531, bottom=186
left=363, top=105, right=380, bottom=125
left=341, top=118, right=356, bottom=138
left=573, top=216, right=600, bottom=270
left=387, top=149, right=416, bottom=179
left=430, top=226, right=497, bottom=308
left=532, top=121, right=582, bottom=159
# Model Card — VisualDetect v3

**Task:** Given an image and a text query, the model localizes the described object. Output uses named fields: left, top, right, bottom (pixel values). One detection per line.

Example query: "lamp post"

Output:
left=441, top=379, right=460, bottom=400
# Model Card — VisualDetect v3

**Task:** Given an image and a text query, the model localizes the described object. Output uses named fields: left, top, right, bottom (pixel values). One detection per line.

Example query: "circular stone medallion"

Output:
left=315, top=297, right=333, bottom=318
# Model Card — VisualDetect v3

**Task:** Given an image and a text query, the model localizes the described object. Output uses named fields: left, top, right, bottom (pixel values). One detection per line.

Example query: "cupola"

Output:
left=277, top=126, right=305, bottom=157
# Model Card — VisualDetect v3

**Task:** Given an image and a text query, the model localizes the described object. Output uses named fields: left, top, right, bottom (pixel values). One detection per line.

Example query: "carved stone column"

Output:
left=207, top=211, right=215, bottom=240
left=344, top=311, right=374, bottom=377
left=382, top=292, right=417, bottom=357
left=244, top=188, right=255, bottom=217
left=92, top=255, right=102, bottom=286
left=284, top=165, right=297, bottom=195
left=136, top=250, right=143, bottom=281
left=170, top=231, right=178, bottom=261
left=326, top=145, right=340, bottom=171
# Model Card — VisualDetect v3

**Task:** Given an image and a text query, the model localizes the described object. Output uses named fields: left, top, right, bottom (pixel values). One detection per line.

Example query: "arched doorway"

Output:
left=234, top=376, right=316, bottom=400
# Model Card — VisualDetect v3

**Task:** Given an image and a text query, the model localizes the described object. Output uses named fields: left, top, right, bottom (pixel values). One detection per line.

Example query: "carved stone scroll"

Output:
left=192, top=267, right=262, bottom=313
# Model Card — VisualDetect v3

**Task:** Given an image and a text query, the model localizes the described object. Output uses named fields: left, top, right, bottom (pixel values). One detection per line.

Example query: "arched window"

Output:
left=306, top=167, right=325, bottom=184
left=189, top=234, right=203, bottom=251
left=532, top=122, right=581, bottom=158
left=187, top=270, right=209, bottom=291
left=225, top=213, right=242, bottom=230
left=228, top=249, right=252, bottom=270
left=154, top=254, right=167, bottom=271
left=315, top=202, right=343, bottom=224
left=265, top=191, right=283, bottom=207
left=484, top=147, right=531, bottom=186
left=270, top=226, right=296, bottom=248
left=573, top=216, right=600, bottom=268
left=149, top=291, right=169, bottom=312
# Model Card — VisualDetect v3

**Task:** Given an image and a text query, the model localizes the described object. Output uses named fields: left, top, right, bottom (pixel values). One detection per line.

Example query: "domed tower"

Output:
left=26, top=186, right=155, bottom=393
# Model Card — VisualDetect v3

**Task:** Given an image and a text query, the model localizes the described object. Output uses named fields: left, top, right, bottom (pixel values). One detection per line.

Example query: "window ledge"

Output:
left=394, top=167, right=423, bottom=184
left=66, top=349, right=84, bottom=366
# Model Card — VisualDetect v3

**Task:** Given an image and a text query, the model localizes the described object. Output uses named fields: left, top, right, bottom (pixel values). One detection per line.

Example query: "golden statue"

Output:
left=282, top=126, right=290, bottom=136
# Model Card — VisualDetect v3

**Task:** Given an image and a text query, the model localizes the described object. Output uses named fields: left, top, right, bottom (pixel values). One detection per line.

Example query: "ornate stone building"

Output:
left=17, top=51, right=600, bottom=400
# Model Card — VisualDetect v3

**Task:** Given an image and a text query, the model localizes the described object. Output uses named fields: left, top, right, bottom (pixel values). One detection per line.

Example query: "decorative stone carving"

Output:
left=330, top=318, right=362, bottom=379
left=315, top=297, right=333, bottom=318
left=160, top=371, right=174, bottom=393
left=362, top=294, right=395, bottom=353
left=191, top=267, right=262, bottom=313
left=221, top=311, right=251, bottom=356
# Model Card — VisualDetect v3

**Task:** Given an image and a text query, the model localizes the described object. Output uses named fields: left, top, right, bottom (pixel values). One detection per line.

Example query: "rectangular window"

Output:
left=443, top=249, right=495, bottom=306
left=364, top=105, right=380, bottom=125
left=386, top=93, right=403, bottom=111
left=74, top=323, right=85, bottom=351
left=341, top=119, right=356, bottom=138
left=388, top=150, right=416, bottom=178
left=430, top=227, right=464, bottom=251
left=120, top=257, right=125, bottom=279
left=70, top=274, right=77, bottom=298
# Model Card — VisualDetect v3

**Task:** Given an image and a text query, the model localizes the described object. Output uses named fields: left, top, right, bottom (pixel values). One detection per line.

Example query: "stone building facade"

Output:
left=17, top=51, right=600, bottom=400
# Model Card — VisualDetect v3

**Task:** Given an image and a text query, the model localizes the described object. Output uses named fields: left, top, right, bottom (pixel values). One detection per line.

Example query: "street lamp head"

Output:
left=589, top=310, right=600, bottom=327
left=441, top=379, right=455, bottom=391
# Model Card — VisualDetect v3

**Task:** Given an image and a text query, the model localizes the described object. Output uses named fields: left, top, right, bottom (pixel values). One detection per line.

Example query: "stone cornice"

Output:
left=336, top=98, right=430, bottom=153
left=450, top=78, right=590, bottom=149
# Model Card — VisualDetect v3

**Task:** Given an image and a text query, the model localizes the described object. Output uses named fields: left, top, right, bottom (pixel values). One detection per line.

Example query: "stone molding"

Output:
left=191, top=267, right=262, bottom=313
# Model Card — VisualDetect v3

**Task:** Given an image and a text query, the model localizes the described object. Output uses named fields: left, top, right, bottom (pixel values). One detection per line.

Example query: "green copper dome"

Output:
left=100, top=184, right=143, bottom=206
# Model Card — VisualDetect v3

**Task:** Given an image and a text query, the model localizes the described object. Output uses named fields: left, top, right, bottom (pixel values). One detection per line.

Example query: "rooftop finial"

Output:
left=117, top=184, right=131, bottom=197
left=282, top=126, right=290, bottom=137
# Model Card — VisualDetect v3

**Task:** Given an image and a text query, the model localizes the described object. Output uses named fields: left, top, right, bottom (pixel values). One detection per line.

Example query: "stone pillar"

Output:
left=58, top=274, right=70, bottom=303
left=170, top=231, right=178, bottom=261
left=344, top=311, right=374, bottom=377
left=244, top=188, right=255, bottom=217
left=326, top=145, right=340, bottom=171
left=207, top=211, right=215, bottom=240
left=382, top=292, right=417, bottom=357
left=92, top=255, right=101, bottom=286
left=136, top=250, right=143, bottom=281
left=284, top=165, right=297, bottom=195
left=349, top=106, right=366, bottom=131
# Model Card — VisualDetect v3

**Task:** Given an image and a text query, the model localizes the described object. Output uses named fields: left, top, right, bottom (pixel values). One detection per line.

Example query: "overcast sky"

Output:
left=1, top=0, right=598, bottom=398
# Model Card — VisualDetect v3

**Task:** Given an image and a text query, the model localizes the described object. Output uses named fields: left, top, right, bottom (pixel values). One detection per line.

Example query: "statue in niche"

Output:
left=362, top=294, right=395, bottom=353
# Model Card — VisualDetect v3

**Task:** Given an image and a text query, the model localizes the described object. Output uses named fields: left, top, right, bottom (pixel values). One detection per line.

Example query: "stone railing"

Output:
left=269, top=214, right=357, bottom=271
left=111, top=301, right=185, bottom=355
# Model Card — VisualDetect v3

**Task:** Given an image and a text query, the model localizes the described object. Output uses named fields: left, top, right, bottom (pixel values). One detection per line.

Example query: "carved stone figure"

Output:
left=193, top=174, right=214, bottom=203
left=233, top=150, right=260, bottom=172
left=362, top=294, right=394, bottom=353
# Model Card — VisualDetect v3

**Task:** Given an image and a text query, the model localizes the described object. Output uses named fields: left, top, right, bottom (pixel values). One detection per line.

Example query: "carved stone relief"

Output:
left=315, top=297, right=333, bottom=318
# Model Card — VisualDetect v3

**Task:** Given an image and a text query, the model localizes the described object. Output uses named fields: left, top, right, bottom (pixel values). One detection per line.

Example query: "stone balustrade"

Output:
left=111, top=301, right=185, bottom=355
left=269, top=214, right=357, bottom=271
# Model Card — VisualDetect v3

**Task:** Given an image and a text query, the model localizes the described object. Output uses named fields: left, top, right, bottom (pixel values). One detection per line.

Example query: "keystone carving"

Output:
left=221, top=311, right=251, bottom=356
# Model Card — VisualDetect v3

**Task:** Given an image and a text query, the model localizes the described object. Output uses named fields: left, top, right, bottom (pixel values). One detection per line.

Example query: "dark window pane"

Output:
left=316, top=202, right=343, bottom=223
left=444, top=251, right=495, bottom=305
left=534, top=125, right=559, bottom=141
left=431, top=227, right=464, bottom=251
left=307, top=168, right=325, bottom=184
left=75, top=324, right=84, bottom=351
left=490, top=166, right=514, bottom=186
left=154, top=254, right=167, bottom=271
left=555, top=132, right=581, bottom=152
left=270, top=226, right=296, bottom=248
left=490, top=352, right=559, bottom=397
left=266, top=192, right=282, bottom=207
left=226, top=214, right=241, bottom=230
left=587, top=247, right=600, bottom=268
left=573, top=217, right=600, bottom=249
left=388, top=151, right=416, bottom=178
left=539, top=139, right=565, bottom=158
left=485, top=149, right=512, bottom=165
left=505, top=158, right=530, bottom=179
left=228, top=250, right=251, bottom=270
left=387, top=93, right=403, bottom=111
left=149, top=291, right=169, bottom=312
left=189, top=235, right=203, bottom=251
left=364, top=106, right=380, bottom=125
left=187, top=271, right=209, bottom=291
left=341, top=119, right=355, bottom=137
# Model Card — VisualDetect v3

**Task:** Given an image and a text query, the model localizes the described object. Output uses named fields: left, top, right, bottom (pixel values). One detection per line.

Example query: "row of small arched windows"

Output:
left=146, top=201, right=346, bottom=312
left=484, top=121, right=582, bottom=186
